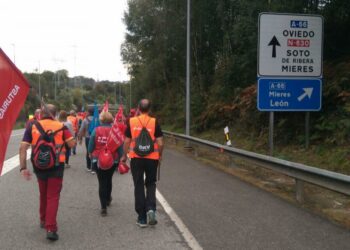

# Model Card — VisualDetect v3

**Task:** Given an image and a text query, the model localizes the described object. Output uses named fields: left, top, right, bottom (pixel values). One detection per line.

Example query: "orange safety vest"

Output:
left=129, top=114, right=159, bottom=160
left=67, top=115, right=78, bottom=133
left=31, top=119, right=67, bottom=163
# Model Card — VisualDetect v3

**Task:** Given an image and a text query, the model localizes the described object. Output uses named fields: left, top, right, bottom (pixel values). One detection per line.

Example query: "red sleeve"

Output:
left=63, top=127, right=73, bottom=141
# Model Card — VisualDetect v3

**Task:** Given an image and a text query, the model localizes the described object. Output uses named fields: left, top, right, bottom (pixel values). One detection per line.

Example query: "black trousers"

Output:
left=94, top=162, right=117, bottom=209
left=85, top=138, right=91, bottom=170
left=130, top=158, right=158, bottom=220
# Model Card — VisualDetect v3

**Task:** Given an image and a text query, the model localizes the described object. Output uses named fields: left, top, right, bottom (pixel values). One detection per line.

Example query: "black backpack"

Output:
left=31, top=121, right=64, bottom=170
left=134, top=118, right=154, bottom=157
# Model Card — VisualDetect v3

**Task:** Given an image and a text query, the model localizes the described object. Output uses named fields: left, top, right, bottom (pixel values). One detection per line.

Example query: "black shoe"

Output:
left=40, top=221, right=45, bottom=229
left=101, top=209, right=107, bottom=217
left=46, top=231, right=59, bottom=241
left=107, top=197, right=112, bottom=207
left=136, top=218, right=148, bottom=228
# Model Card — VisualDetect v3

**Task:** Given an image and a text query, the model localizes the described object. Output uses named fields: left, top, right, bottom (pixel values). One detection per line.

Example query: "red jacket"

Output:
left=92, top=126, right=118, bottom=160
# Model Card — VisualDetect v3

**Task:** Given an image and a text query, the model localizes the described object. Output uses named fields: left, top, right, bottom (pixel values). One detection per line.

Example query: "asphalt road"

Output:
left=1, top=130, right=350, bottom=250
left=0, top=131, right=188, bottom=250
left=157, top=149, right=350, bottom=250
left=5, top=129, right=25, bottom=159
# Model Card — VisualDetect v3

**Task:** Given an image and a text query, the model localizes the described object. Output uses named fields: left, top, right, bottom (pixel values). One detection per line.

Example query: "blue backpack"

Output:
left=87, top=117, right=94, bottom=135
left=88, top=116, right=101, bottom=134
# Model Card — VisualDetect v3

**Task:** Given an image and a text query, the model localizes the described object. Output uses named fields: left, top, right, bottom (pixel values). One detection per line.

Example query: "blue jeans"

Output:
left=65, top=148, right=71, bottom=164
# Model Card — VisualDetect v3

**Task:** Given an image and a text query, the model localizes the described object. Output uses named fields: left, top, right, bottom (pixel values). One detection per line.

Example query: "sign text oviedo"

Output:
left=258, top=13, right=323, bottom=77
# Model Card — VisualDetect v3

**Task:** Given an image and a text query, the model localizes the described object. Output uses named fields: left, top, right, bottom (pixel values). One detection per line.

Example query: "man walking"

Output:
left=25, top=108, right=41, bottom=128
left=78, top=107, right=94, bottom=172
left=19, top=104, right=75, bottom=241
left=121, top=99, right=164, bottom=227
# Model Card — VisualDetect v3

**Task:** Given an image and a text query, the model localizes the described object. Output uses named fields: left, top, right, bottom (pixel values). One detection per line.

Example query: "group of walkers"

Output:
left=19, top=99, right=164, bottom=241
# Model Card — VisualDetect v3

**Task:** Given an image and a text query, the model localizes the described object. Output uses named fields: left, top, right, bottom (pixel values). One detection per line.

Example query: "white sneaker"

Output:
left=91, top=171, right=96, bottom=175
left=147, top=210, right=157, bottom=225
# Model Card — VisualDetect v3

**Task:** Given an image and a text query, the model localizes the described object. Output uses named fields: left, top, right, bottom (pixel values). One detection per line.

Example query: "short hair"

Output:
left=99, top=111, right=114, bottom=124
left=58, top=110, right=68, bottom=122
left=41, top=104, right=56, bottom=118
left=138, top=99, right=151, bottom=113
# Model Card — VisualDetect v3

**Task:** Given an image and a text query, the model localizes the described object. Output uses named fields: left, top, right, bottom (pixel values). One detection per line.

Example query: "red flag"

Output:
left=116, top=105, right=126, bottom=133
left=0, top=48, right=30, bottom=175
left=106, top=108, right=125, bottom=153
left=102, top=100, right=109, bottom=112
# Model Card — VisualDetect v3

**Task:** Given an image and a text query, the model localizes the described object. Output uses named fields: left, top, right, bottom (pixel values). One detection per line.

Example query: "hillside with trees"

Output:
left=121, top=0, right=350, bottom=173
left=21, top=70, right=131, bottom=122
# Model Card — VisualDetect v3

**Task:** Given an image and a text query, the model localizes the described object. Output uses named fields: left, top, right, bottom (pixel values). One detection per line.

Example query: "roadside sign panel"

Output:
left=257, top=78, right=322, bottom=111
left=258, top=13, right=323, bottom=77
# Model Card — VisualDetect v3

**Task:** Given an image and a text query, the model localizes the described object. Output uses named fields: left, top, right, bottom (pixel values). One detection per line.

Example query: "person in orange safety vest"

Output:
left=19, top=104, right=76, bottom=241
left=67, top=110, right=78, bottom=155
left=121, top=99, right=164, bottom=228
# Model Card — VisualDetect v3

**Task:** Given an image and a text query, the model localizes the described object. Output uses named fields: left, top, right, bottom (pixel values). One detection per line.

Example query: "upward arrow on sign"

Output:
left=268, top=36, right=280, bottom=58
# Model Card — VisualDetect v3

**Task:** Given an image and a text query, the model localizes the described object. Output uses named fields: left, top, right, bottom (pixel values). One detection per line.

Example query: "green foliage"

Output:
left=21, top=70, right=131, bottom=122
left=122, top=0, right=350, bottom=151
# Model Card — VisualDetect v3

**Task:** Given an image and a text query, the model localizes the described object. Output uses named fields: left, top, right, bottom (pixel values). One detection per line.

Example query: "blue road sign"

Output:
left=257, top=78, right=322, bottom=111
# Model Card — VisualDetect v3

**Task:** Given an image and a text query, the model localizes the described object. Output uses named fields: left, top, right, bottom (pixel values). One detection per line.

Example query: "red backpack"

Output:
left=98, top=147, right=115, bottom=170
left=95, top=127, right=115, bottom=170
left=31, top=121, right=64, bottom=170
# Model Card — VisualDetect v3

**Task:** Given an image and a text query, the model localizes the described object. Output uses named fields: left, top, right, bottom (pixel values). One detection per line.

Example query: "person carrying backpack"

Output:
left=88, top=111, right=123, bottom=216
left=121, top=99, right=164, bottom=228
left=78, top=108, right=94, bottom=172
left=19, top=104, right=76, bottom=241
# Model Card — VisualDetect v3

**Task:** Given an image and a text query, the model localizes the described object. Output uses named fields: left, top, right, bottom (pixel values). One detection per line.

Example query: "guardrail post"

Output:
left=229, top=156, right=237, bottom=168
left=295, top=179, right=305, bottom=203
left=194, top=147, right=198, bottom=157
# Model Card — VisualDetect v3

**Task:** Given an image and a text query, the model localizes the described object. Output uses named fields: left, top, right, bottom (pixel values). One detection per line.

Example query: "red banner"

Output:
left=102, top=100, right=109, bottom=112
left=106, top=106, right=125, bottom=153
left=0, top=48, right=30, bottom=175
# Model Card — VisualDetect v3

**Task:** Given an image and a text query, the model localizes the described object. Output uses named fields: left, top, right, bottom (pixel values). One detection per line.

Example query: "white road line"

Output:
left=11, top=133, right=23, bottom=137
left=1, top=151, right=31, bottom=177
left=156, top=189, right=203, bottom=250
left=11, top=129, right=25, bottom=138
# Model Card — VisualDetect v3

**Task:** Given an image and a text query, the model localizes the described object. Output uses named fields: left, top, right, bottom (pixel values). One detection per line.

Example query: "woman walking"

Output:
left=88, top=111, right=123, bottom=216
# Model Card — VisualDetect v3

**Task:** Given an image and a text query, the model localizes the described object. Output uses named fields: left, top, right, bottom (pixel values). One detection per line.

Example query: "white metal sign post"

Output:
left=258, top=13, right=323, bottom=154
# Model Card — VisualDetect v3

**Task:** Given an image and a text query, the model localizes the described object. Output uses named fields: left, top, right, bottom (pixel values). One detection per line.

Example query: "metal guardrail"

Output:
left=164, top=131, right=350, bottom=201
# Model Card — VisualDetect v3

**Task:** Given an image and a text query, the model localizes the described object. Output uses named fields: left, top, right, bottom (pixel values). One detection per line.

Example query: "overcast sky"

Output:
left=0, top=0, right=129, bottom=81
